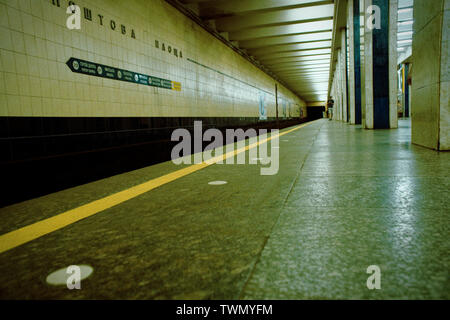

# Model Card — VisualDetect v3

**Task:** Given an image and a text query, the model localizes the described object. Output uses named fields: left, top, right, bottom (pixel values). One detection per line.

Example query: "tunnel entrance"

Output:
left=307, top=107, right=326, bottom=121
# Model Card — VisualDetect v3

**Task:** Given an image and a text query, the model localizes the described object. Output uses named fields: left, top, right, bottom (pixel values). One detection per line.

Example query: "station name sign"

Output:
left=66, top=57, right=181, bottom=91
left=53, top=0, right=185, bottom=61
left=52, top=0, right=136, bottom=39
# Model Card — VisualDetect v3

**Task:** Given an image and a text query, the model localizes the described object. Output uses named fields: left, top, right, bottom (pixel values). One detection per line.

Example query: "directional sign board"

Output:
left=66, top=57, right=181, bottom=91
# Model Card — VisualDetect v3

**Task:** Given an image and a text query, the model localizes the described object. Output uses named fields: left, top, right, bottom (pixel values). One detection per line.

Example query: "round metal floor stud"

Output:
left=46, top=265, right=93, bottom=286
left=208, top=181, right=227, bottom=185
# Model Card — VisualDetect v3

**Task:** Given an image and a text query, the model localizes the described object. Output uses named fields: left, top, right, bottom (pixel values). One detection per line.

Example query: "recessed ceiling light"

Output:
left=398, top=8, right=413, bottom=14
left=398, top=20, right=414, bottom=25
left=398, top=39, right=412, bottom=45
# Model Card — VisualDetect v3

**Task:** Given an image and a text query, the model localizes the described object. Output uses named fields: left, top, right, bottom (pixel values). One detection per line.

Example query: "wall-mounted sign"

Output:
left=155, top=40, right=183, bottom=59
left=66, top=57, right=181, bottom=91
left=52, top=0, right=136, bottom=39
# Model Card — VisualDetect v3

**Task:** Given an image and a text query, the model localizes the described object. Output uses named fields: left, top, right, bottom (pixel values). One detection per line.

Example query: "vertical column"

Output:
left=348, top=0, right=362, bottom=124
left=388, top=0, right=399, bottom=128
left=275, top=84, right=279, bottom=128
left=333, top=72, right=340, bottom=120
left=364, top=0, right=398, bottom=129
left=346, top=28, right=351, bottom=123
left=404, top=64, right=409, bottom=117
left=336, top=48, right=342, bottom=121
left=341, top=28, right=349, bottom=122
left=330, top=81, right=335, bottom=118
left=360, top=0, right=366, bottom=126
left=411, top=0, right=449, bottom=150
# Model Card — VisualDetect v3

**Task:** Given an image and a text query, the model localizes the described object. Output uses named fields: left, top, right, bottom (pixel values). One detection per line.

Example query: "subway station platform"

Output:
left=0, top=119, right=448, bottom=299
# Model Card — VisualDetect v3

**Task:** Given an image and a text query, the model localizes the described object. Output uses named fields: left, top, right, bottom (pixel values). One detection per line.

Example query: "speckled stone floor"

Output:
left=0, top=119, right=448, bottom=299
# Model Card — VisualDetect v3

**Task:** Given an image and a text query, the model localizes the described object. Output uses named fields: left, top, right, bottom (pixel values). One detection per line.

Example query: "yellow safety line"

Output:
left=0, top=121, right=316, bottom=254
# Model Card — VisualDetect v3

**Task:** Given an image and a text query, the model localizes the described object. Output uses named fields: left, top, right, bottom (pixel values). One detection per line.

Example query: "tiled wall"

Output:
left=0, top=0, right=306, bottom=118
left=0, top=0, right=308, bottom=206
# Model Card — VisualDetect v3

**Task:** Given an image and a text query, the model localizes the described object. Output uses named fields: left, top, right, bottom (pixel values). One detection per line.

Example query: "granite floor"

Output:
left=0, top=119, right=448, bottom=299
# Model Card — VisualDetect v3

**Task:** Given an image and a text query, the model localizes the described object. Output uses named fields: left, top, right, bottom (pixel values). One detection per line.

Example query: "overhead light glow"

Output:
left=398, top=39, right=412, bottom=45
left=398, top=20, right=414, bottom=26
left=398, top=8, right=413, bottom=14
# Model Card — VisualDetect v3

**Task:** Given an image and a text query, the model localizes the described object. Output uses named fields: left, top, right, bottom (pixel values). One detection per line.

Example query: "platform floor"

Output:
left=0, top=119, right=448, bottom=299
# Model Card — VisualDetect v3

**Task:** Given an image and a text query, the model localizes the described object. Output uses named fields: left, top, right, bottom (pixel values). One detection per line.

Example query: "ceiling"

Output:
left=397, top=0, right=413, bottom=53
left=328, top=0, right=414, bottom=100
left=359, top=0, right=414, bottom=59
left=172, top=0, right=335, bottom=103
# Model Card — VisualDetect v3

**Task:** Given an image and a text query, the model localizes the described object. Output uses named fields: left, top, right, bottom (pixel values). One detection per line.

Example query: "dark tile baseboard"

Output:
left=0, top=116, right=308, bottom=207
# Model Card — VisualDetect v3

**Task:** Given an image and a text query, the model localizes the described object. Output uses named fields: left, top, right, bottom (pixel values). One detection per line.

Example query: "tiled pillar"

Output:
left=348, top=0, right=362, bottom=124
left=364, top=0, right=398, bottom=129
left=360, top=0, right=366, bottom=126
left=411, top=0, right=449, bottom=150
left=335, top=71, right=341, bottom=120
left=333, top=52, right=338, bottom=120
left=403, top=64, right=410, bottom=117
left=341, top=28, right=349, bottom=122
left=336, top=48, right=342, bottom=121
left=330, top=80, right=335, bottom=118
